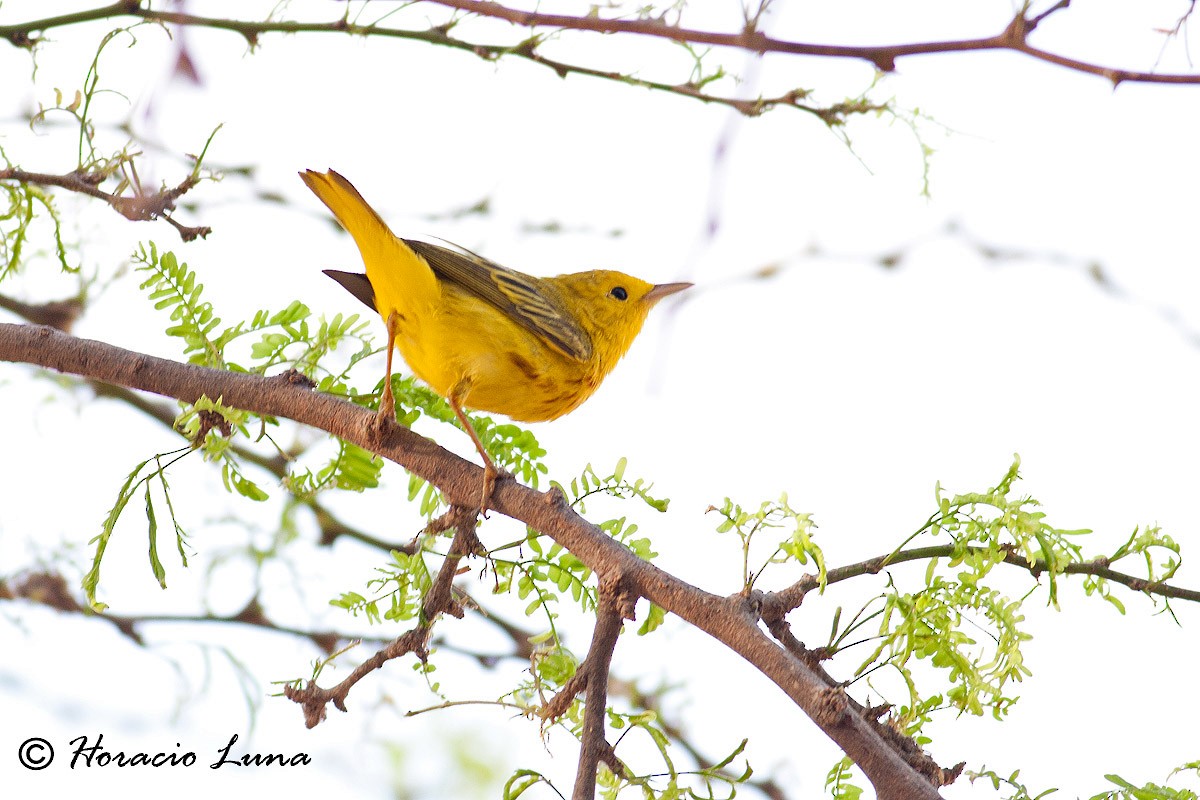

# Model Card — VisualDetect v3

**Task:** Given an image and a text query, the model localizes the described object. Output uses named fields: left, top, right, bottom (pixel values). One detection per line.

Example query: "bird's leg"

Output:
left=449, top=384, right=505, bottom=518
left=373, top=312, right=400, bottom=433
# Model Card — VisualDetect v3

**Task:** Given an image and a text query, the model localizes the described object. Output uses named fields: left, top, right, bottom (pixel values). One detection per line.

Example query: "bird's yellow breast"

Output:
left=395, top=284, right=603, bottom=423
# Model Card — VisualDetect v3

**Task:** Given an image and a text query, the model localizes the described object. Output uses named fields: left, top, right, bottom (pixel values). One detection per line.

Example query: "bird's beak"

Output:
left=644, top=282, right=693, bottom=305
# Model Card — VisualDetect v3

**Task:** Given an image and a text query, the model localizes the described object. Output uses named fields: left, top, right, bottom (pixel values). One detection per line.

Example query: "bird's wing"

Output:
left=405, top=239, right=593, bottom=362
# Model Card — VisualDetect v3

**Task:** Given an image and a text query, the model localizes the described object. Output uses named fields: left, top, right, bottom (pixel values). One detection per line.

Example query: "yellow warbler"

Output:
left=300, top=169, right=690, bottom=507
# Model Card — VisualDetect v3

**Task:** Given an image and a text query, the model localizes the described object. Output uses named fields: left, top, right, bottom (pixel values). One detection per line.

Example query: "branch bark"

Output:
left=282, top=515, right=478, bottom=727
left=0, top=168, right=211, bottom=241
left=571, top=579, right=629, bottom=800
left=0, top=321, right=946, bottom=799
left=424, top=0, right=1200, bottom=85
left=766, top=543, right=1200, bottom=617
left=1, top=1, right=1196, bottom=119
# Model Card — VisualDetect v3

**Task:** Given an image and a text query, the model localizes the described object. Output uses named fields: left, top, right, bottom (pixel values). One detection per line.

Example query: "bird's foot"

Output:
left=478, top=463, right=513, bottom=519
left=369, top=403, right=396, bottom=442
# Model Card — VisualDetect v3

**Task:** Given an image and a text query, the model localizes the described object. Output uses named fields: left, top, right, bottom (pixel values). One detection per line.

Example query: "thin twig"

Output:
left=0, top=2, right=1194, bottom=128
left=766, top=544, right=1199, bottom=617
left=432, top=0, right=1200, bottom=86
left=281, top=519, right=479, bottom=727
left=0, top=168, right=210, bottom=241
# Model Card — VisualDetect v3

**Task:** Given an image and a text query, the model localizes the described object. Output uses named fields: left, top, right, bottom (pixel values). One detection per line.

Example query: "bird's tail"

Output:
left=299, top=169, right=438, bottom=312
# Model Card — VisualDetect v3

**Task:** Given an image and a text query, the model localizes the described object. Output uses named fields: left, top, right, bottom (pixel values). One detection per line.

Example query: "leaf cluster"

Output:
left=0, top=159, right=72, bottom=280
left=135, top=242, right=373, bottom=376
left=710, top=493, right=826, bottom=593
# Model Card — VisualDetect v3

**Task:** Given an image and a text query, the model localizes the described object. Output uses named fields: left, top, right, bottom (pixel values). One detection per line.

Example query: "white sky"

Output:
left=2, top=1, right=1199, bottom=798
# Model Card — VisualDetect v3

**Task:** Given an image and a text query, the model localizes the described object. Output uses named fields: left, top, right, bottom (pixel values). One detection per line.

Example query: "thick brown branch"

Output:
left=759, top=609, right=957, bottom=787
left=0, top=322, right=944, bottom=798
left=0, top=278, right=419, bottom=555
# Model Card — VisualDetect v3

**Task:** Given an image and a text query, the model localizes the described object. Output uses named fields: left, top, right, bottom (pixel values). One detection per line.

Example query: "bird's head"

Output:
left=552, top=270, right=692, bottom=365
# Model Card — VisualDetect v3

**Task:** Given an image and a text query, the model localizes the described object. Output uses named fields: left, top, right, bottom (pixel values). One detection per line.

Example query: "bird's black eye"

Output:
left=609, top=286, right=628, bottom=301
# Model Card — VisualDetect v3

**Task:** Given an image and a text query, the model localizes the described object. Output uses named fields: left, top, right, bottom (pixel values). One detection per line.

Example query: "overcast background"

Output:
left=2, top=1, right=1198, bottom=798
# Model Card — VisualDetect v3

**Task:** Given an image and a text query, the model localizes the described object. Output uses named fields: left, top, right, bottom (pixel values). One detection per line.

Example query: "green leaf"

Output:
left=637, top=603, right=667, bottom=636
left=144, top=483, right=166, bottom=588
left=503, top=770, right=548, bottom=800
left=84, top=455, right=155, bottom=609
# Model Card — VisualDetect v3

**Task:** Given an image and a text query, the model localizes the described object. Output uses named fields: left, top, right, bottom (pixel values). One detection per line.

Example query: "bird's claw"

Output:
left=369, top=383, right=399, bottom=441
left=478, top=465, right=513, bottom=519
left=369, top=406, right=396, bottom=442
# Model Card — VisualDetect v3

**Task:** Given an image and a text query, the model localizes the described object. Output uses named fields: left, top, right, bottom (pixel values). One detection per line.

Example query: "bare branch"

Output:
left=572, top=578, right=630, bottom=800
left=283, top=626, right=431, bottom=727
left=0, top=168, right=211, bottom=241
left=0, top=571, right=357, bottom=653
left=0, top=1, right=1193, bottom=129
left=0, top=294, right=83, bottom=332
left=426, top=0, right=1200, bottom=86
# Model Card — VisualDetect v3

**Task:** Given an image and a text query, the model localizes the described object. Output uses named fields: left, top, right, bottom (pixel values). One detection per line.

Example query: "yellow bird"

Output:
left=300, top=169, right=691, bottom=510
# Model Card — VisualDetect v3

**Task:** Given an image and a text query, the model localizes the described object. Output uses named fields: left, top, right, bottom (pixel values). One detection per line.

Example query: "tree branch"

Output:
left=0, top=2, right=829, bottom=119
left=0, top=168, right=211, bottom=241
left=1, top=566, right=545, bottom=673
left=766, top=543, right=1200, bottom=617
left=0, top=293, right=83, bottom=332
left=0, top=322, right=946, bottom=798
left=284, top=626, right=431, bottom=727
left=281, top=517, right=479, bottom=726
left=759, top=609, right=964, bottom=789
left=572, top=579, right=629, bottom=800
left=1, top=2, right=1193, bottom=129
left=400, top=0, right=1200, bottom=87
